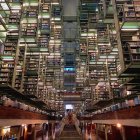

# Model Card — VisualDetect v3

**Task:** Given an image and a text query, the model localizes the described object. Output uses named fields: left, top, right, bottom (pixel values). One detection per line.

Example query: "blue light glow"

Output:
left=64, top=67, right=75, bottom=71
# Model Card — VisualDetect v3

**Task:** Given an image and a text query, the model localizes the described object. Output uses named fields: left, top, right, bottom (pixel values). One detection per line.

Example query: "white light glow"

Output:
left=98, top=43, right=111, bottom=45
left=65, top=104, right=73, bottom=110
left=51, top=17, right=61, bottom=21
left=121, top=28, right=139, bottom=31
left=51, top=2, right=59, bottom=5
left=1, top=3, right=9, bottom=10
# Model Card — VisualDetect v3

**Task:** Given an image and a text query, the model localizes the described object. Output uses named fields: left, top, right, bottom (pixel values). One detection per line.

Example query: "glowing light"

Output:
left=121, top=28, right=139, bottom=31
left=65, top=104, right=73, bottom=110
left=1, top=3, right=9, bottom=10
left=51, top=2, right=59, bottom=5
left=22, top=124, right=26, bottom=127
left=2, top=127, right=10, bottom=134
left=116, top=123, right=122, bottom=128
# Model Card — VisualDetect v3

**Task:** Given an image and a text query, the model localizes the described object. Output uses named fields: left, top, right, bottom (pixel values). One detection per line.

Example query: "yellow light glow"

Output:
left=22, top=124, right=26, bottom=127
left=51, top=2, right=59, bottom=5
left=2, top=127, right=10, bottom=135
left=116, top=123, right=122, bottom=128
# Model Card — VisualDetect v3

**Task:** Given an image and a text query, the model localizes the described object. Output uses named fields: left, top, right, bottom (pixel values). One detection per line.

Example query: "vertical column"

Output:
left=95, top=123, right=99, bottom=140
left=62, top=0, right=79, bottom=91
left=20, top=45, right=27, bottom=92
left=105, top=125, right=108, bottom=140
left=12, top=3, right=24, bottom=89
left=48, top=123, right=52, bottom=138
left=112, top=124, right=126, bottom=140
left=111, top=0, right=125, bottom=71
left=121, top=126, right=126, bottom=140
left=105, top=58, right=113, bottom=99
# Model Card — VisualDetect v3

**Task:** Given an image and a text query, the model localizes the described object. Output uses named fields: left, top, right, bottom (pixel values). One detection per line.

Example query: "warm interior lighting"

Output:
left=51, top=2, right=59, bottom=5
left=98, top=43, right=111, bottom=45
left=54, top=25, right=61, bottom=29
left=116, top=123, right=122, bottom=128
left=22, top=124, right=26, bottom=127
left=2, top=127, right=10, bottom=135
left=51, top=17, right=61, bottom=21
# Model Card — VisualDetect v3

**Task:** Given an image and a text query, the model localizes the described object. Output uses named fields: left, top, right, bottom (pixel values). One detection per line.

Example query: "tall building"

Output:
left=0, top=0, right=140, bottom=139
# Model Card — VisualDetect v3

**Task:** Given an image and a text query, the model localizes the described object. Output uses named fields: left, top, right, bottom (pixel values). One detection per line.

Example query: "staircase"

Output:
left=59, top=125, right=82, bottom=140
